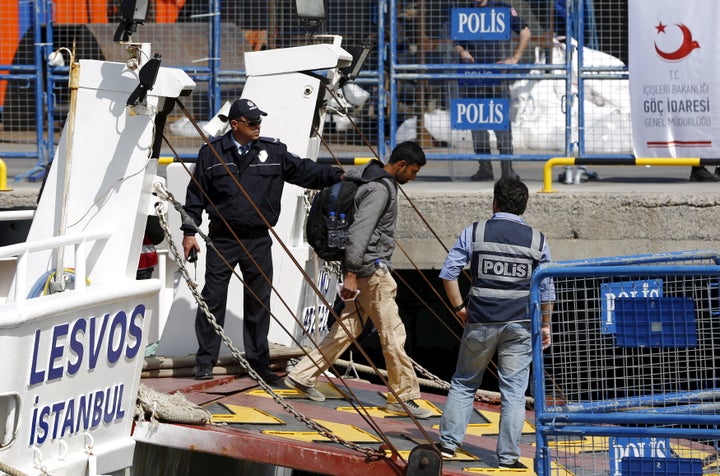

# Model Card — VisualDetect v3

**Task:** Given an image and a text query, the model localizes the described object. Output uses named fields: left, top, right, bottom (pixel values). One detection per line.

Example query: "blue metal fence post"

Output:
left=17, top=0, right=53, bottom=181
left=388, top=0, right=398, bottom=156
left=209, top=0, right=221, bottom=118
left=564, top=0, right=576, bottom=159
left=575, top=0, right=587, bottom=158
left=530, top=273, right=551, bottom=476
left=377, top=0, right=387, bottom=159
left=43, top=0, right=56, bottom=179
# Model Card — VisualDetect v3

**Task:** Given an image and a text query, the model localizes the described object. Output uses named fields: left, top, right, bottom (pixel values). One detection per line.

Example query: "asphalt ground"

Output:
left=2, top=154, right=717, bottom=199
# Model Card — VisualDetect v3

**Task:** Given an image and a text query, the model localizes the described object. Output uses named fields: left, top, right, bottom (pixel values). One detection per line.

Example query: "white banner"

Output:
left=629, top=0, right=720, bottom=157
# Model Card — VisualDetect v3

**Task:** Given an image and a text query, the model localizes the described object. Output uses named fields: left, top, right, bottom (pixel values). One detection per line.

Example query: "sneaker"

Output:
left=194, top=366, right=213, bottom=380
left=498, top=460, right=526, bottom=469
left=436, top=442, right=455, bottom=459
left=690, top=166, right=720, bottom=182
left=385, top=400, right=433, bottom=419
left=284, top=376, right=326, bottom=402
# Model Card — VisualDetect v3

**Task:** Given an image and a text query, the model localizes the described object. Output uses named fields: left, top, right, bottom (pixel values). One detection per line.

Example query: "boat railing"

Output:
left=0, top=209, right=35, bottom=222
left=0, top=229, right=112, bottom=303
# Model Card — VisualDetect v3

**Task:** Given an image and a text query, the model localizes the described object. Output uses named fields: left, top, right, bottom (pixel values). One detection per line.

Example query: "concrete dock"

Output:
left=3, top=155, right=720, bottom=266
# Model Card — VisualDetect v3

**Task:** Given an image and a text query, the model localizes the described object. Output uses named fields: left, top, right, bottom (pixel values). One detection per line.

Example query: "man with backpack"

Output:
left=285, top=141, right=433, bottom=418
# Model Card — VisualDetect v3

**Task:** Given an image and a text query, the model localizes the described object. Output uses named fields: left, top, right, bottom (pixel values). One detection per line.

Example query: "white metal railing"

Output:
left=0, top=210, right=34, bottom=221
left=0, top=229, right=111, bottom=302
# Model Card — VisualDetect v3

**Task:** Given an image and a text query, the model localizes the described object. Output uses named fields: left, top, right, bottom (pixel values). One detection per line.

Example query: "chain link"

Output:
left=411, top=359, right=451, bottom=392
left=153, top=184, right=386, bottom=459
left=412, top=357, right=507, bottom=405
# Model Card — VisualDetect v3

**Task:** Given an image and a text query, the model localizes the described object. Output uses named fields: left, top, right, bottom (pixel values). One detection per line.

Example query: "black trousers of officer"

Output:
left=195, top=230, right=273, bottom=372
left=461, top=82, right=515, bottom=177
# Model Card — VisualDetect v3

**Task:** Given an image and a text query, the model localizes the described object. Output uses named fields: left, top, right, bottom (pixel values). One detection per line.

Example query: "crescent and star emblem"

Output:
left=654, top=22, right=700, bottom=61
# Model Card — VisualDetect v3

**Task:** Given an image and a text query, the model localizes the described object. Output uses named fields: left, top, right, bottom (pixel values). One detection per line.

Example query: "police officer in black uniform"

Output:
left=182, top=98, right=344, bottom=381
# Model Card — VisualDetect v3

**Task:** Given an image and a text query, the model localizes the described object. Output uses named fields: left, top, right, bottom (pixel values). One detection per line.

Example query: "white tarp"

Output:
left=629, top=0, right=720, bottom=157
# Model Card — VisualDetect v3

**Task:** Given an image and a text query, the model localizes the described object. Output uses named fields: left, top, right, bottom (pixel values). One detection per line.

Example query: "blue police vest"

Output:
left=467, top=219, right=544, bottom=324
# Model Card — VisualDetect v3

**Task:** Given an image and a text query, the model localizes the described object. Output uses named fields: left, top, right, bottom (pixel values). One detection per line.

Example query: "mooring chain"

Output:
left=152, top=184, right=386, bottom=459
left=411, top=359, right=451, bottom=392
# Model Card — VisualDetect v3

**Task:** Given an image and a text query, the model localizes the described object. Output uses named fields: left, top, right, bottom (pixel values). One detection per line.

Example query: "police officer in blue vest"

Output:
left=436, top=177, right=555, bottom=468
left=182, top=98, right=344, bottom=381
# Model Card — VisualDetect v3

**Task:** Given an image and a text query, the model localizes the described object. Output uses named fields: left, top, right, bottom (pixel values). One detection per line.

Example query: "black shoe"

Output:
left=436, top=442, right=455, bottom=459
left=195, top=366, right=213, bottom=380
left=500, top=161, right=519, bottom=180
left=470, top=169, right=494, bottom=181
left=690, top=166, right=720, bottom=182
left=257, top=369, right=281, bottom=384
left=498, top=461, right=525, bottom=469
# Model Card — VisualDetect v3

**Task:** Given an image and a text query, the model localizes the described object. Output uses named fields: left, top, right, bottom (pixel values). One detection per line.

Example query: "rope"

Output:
left=337, top=358, right=534, bottom=407
left=0, top=461, right=30, bottom=476
left=134, top=384, right=211, bottom=427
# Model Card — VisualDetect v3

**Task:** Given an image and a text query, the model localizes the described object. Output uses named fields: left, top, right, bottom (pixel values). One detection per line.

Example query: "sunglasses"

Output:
left=237, top=117, right=262, bottom=127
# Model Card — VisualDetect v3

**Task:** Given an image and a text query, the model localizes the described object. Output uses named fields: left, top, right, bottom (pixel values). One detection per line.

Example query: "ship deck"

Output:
left=135, top=365, right=542, bottom=476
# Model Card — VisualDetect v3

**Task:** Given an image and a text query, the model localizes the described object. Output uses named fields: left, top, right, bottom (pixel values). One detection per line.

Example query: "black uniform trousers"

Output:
left=461, top=82, right=515, bottom=178
left=195, top=230, right=273, bottom=372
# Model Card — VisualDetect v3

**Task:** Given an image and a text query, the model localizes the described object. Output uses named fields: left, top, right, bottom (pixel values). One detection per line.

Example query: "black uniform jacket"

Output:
left=182, top=132, right=342, bottom=235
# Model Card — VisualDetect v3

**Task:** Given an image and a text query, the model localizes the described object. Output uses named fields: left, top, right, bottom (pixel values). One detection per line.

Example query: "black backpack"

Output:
left=306, top=178, right=392, bottom=262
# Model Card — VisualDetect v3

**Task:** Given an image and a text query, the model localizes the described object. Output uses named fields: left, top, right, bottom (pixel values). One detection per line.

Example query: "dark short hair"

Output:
left=388, top=141, right=426, bottom=166
left=494, top=177, right=529, bottom=215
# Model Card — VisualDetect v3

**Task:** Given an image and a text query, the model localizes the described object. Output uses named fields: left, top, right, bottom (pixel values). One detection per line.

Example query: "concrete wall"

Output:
left=4, top=180, right=720, bottom=268
left=394, top=190, right=720, bottom=268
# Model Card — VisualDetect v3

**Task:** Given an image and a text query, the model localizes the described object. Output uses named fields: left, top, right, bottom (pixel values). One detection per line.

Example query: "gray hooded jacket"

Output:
left=343, top=160, right=397, bottom=277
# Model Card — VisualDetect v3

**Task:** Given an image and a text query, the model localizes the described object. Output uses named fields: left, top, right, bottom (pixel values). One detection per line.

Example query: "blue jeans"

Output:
left=439, top=321, right=532, bottom=465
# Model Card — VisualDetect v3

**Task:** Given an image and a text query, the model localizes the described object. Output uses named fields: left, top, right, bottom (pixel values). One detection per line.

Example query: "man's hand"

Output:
left=455, top=307, right=468, bottom=325
left=541, top=324, right=552, bottom=350
left=182, top=235, right=201, bottom=261
left=339, top=272, right=359, bottom=301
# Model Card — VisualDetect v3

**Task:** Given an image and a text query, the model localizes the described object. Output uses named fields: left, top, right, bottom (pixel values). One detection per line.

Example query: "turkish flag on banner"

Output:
left=629, top=0, right=720, bottom=157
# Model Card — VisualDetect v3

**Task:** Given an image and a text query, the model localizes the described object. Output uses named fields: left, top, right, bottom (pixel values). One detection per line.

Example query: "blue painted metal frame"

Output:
left=8, top=0, right=621, bottom=173
left=376, top=0, right=387, bottom=159
left=388, top=0, right=576, bottom=162
left=18, top=0, right=53, bottom=181
left=530, top=250, right=720, bottom=476
left=574, top=0, right=631, bottom=160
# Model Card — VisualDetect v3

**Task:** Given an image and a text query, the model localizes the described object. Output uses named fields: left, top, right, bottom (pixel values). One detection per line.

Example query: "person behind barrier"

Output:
left=453, top=0, right=531, bottom=182
left=181, top=98, right=344, bottom=382
left=284, top=141, right=433, bottom=419
left=435, top=177, right=555, bottom=467
left=689, top=165, right=720, bottom=182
